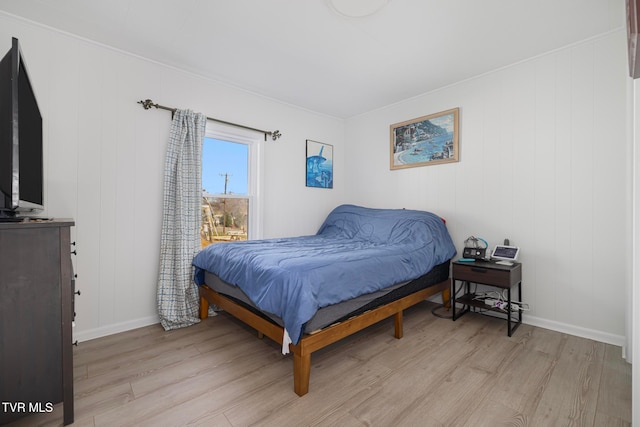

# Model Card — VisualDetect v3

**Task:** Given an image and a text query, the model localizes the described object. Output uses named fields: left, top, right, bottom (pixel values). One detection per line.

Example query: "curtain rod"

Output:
left=137, top=99, right=282, bottom=141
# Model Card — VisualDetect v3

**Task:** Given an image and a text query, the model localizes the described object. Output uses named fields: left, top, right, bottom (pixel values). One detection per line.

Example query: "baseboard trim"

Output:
left=73, top=315, right=160, bottom=343
left=523, top=314, right=625, bottom=347
left=431, top=294, right=625, bottom=347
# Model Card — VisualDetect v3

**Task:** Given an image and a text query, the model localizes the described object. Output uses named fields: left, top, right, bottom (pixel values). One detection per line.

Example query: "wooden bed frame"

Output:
left=198, top=279, right=451, bottom=396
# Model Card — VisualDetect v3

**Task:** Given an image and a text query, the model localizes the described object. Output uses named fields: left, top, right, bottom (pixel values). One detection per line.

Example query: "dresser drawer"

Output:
left=452, top=262, right=521, bottom=288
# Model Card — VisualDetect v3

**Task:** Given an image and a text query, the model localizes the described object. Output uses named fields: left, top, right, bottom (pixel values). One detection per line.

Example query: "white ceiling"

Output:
left=0, top=0, right=624, bottom=118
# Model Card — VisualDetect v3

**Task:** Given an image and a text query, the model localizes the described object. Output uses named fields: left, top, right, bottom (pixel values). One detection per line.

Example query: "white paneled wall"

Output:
left=0, top=13, right=346, bottom=341
left=0, top=11, right=631, bottom=346
left=345, top=31, right=630, bottom=344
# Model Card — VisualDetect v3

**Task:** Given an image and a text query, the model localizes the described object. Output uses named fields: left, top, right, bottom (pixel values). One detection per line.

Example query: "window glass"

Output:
left=201, top=138, right=249, bottom=247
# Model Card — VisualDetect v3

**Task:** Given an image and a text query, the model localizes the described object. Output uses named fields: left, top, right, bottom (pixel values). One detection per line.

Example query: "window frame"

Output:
left=203, top=122, right=264, bottom=240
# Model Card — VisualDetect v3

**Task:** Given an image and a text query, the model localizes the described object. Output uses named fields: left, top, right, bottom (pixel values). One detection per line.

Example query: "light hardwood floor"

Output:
left=9, top=302, right=631, bottom=427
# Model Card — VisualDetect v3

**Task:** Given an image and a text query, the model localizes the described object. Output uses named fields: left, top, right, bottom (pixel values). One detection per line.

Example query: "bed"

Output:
left=193, top=204, right=457, bottom=396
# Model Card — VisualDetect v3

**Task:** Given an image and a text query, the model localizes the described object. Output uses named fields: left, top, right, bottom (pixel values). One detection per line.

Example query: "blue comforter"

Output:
left=192, top=204, right=456, bottom=344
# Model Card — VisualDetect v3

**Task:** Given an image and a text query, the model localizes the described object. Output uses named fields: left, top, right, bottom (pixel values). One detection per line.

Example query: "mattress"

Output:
left=203, top=259, right=450, bottom=334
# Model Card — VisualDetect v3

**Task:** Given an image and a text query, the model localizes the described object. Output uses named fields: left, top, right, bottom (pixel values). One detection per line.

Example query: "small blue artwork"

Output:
left=306, top=140, right=333, bottom=189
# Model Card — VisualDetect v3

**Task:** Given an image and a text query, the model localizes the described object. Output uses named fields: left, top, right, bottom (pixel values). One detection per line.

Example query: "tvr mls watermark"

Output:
left=2, top=401, right=54, bottom=414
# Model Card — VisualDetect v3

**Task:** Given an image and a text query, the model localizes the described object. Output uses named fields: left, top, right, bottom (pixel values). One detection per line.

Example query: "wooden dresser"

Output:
left=0, top=219, right=75, bottom=425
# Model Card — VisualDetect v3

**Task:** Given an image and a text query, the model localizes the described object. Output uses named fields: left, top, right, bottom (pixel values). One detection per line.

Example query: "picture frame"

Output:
left=306, top=139, right=333, bottom=188
left=390, top=107, right=459, bottom=170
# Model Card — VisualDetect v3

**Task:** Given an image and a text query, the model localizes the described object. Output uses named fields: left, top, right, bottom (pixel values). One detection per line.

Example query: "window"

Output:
left=201, top=125, right=263, bottom=248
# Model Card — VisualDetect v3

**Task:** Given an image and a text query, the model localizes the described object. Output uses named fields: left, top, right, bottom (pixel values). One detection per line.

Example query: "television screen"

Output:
left=0, top=37, right=43, bottom=220
left=17, top=54, right=43, bottom=207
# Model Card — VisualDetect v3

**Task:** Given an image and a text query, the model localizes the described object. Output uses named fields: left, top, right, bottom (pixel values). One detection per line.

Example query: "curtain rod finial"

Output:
left=271, top=130, right=282, bottom=141
left=138, top=99, right=156, bottom=110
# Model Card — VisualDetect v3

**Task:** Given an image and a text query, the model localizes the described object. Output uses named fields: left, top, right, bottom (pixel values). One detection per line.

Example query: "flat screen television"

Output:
left=0, top=37, right=43, bottom=221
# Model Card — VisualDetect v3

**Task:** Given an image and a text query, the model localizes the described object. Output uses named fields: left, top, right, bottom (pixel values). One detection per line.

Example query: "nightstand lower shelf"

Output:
left=453, top=292, right=522, bottom=335
left=451, top=260, right=523, bottom=337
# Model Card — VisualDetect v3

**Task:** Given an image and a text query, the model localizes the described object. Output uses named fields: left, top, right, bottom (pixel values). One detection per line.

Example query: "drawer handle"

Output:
left=471, top=268, right=487, bottom=273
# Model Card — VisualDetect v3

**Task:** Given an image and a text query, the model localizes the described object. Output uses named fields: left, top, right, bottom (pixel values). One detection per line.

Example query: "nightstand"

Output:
left=451, top=259, right=523, bottom=336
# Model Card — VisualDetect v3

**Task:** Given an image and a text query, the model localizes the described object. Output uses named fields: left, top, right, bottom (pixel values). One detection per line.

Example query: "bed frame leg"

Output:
left=394, top=311, right=403, bottom=339
left=293, top=350, right=311, bottom=396
left=442, top=287, right=451, bottom=310
left=199, top=296, right=209, bottom=320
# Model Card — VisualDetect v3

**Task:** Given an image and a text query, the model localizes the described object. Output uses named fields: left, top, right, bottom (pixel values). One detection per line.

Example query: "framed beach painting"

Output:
left=306, top=140, right=333, bottom=188
left=390, top=108, right=459, bottom=170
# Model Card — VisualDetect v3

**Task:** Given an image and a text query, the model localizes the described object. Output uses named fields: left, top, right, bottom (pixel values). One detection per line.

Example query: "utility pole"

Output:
left=219, top=173, right=232, bottom=235
left=219, top=172, right=232, bottom=195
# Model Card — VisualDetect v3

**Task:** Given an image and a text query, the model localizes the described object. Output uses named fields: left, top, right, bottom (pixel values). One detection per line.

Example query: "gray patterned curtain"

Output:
left=157, top=109, right=206, bottom=330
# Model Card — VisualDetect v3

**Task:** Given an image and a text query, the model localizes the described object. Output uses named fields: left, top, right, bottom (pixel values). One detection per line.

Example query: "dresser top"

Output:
left=0, top=218, right=74, bottom=229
